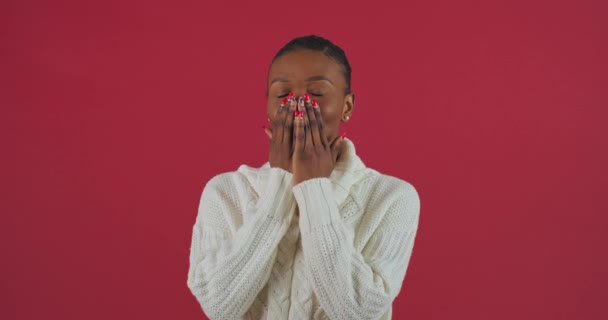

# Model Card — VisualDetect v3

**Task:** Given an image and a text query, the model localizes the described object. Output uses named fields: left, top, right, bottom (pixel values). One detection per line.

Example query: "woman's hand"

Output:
left=292, top=95, right=343, bottom=185
left=267, top=94, right=297, bottom=172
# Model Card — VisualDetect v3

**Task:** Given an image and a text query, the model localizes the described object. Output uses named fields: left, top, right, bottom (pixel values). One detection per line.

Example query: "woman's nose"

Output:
left=291, top=89, right=307, bottom=98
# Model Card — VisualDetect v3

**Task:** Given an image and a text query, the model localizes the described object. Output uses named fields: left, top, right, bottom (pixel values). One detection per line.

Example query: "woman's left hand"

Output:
left=292, top=95, right=344, bottom=186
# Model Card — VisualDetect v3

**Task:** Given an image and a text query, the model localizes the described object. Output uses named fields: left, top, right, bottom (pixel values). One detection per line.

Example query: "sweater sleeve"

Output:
left=187, top=167, right=296, bottom=320
left=292, top=177, right=420, bottom=320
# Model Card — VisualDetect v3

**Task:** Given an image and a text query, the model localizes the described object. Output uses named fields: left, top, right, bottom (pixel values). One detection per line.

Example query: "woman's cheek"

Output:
left=320, top=102, right=341, bottom=121
left=267, top=103, right=276, bottom=120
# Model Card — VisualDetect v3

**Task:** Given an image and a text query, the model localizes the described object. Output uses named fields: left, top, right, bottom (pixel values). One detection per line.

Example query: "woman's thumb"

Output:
left=262, top=125, right=272, bottom=139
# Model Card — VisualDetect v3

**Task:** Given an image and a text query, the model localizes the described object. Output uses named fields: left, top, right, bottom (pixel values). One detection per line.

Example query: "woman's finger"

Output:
left=299, top=96, right=313, bottom=150
left=283, top=93, right=296, bottom=146
left=293, top=99, right=306, bottom=155
left=305, top=95, right=323, bottom=148
left=312, top=99, right=330, bottom=147
left=273, top=97, right=288, bottom=143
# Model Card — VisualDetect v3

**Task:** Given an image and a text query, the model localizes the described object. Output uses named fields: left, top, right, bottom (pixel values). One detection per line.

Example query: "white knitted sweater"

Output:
left=187, top=138, right=420, bottom=319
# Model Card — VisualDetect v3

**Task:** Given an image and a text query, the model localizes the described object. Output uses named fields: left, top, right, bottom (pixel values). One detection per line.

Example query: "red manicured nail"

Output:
left=304, top=93, right=310, bottom=102
left=300, top=110, right=305, bottom=118
left=281, top=98, right=287, bottom=105
left=287, top=92, right=295, bottom=100
left=293, top=110, right=299, bottom=117
left=312, top=100, right=319, bottom=108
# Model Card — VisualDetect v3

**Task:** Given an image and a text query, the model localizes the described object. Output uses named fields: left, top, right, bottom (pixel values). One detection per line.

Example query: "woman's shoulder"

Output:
left=353, top=167, right=420, bottom=209
left=359, top=167, right=418, bottom=195
left=203, top=162, right=264, bottom=185
left=199, top=165, right=261, bottom=201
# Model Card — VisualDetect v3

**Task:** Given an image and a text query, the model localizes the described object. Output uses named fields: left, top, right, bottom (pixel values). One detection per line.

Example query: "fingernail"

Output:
left=293, top=110, right=299, bottom=117
left=312, top=100, right=319, bottom=108
left=304, top=93, right=310, bottom=102
left=300, top=110, right=305, bottom=118
left=281, top=98, right=287, bottom=106
left=298, top=96, right=305, bottom=105
left=287, top=92, right=295, bottom=101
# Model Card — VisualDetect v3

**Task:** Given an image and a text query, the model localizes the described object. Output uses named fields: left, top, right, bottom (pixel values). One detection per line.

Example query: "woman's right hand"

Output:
left=266, top=93, right=296, bottom=172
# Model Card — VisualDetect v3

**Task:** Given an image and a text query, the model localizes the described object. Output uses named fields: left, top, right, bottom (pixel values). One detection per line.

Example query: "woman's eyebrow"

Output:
left=270, top=77, right=290, bottom=85
left=270, top=75, right=334, bottom=85
left=306, top=75, right=334, bottom=84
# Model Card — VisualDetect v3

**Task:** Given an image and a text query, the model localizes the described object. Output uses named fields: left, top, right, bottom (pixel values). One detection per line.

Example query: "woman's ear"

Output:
left=343, top=93, right=355, bottom=116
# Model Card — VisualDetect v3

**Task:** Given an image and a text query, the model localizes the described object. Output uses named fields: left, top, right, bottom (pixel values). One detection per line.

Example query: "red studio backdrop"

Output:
left=2, top=0, right=607, bottom=319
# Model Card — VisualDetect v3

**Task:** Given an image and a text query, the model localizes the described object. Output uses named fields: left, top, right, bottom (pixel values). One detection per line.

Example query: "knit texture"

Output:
left=187, top=138, right=420, bottom=319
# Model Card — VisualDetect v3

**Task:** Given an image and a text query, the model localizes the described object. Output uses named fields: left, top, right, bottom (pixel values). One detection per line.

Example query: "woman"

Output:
left=187, top=35, right=420, bottom=320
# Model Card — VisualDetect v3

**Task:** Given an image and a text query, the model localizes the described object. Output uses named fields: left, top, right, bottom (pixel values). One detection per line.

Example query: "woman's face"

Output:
left=267, top=49, right=353, bottom=143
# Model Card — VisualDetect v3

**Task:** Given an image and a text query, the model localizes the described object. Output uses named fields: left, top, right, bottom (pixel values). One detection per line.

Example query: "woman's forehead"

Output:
left=268, top=50, right=343, bottom=82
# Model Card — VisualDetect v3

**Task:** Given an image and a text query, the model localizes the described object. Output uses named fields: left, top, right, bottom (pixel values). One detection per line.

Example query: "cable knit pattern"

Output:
left=187, top=138, right=420, bottom=319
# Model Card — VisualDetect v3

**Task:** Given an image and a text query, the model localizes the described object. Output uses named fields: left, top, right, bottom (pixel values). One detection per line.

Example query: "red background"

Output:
left=2, top=0, right=607, bottom=319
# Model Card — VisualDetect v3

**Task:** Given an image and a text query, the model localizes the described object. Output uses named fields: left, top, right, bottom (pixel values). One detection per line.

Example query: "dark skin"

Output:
left=264, top=49, right=354, bottom=185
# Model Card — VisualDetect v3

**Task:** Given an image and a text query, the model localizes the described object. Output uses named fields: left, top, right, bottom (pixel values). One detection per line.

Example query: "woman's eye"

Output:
left=276, top=92, right=323, bottom=98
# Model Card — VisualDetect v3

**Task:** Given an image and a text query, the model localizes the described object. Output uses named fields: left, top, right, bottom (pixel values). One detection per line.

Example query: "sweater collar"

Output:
left=237, top=137, right=369, bottom=206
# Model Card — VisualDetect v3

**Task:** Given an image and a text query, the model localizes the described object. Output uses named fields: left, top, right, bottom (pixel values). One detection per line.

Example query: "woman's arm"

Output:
left=293, top=177, right=420, bottom=320
left=187, top=167, right=296, bottom=319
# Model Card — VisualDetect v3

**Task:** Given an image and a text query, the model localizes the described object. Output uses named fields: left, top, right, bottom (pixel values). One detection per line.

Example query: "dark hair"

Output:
left=272, top=35, right=353, bottom=95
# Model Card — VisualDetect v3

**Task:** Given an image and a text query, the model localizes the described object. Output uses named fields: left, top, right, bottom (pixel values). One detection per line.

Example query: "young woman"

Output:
left=187, top=35, right=421, bottom=320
